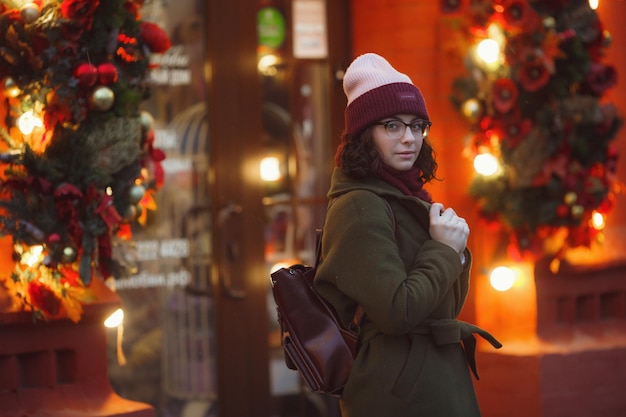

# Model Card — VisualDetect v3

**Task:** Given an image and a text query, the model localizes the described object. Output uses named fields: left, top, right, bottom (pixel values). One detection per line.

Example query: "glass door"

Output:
left=107, top=1, right=217, bottom=416
left=106, top=0, right=350, bottom=415
left=258, top=1, right=342, bottom=415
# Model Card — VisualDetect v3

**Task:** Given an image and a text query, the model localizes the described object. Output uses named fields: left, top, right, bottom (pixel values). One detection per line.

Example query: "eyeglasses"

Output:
left=374, top=119, right=432, bottom=139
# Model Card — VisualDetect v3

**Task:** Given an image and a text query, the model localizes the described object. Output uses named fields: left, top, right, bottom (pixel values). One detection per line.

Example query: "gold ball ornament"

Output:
left=20, top=2, right=41, bottom=24
left=571, top=204, right=585, bottom=219
left=603, top=30, right=612, bottom=48
left=543, top=16, right=556, bottom=30
left=140, top=111, right=155, bottom=134
left=564, top=191, right=577, bottom=205
left=123, top=205, right=138, bottom=222
left=90, top=86, right=115, bottom=111
left=62, top=246, right=77, bottom=263
left=461, top=99, right=483, bottom=123
left=3, top=77, right=21, bottom=98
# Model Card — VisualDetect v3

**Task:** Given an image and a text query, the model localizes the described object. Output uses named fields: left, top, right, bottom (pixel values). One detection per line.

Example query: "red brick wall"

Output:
left=597, top=2, right=626, bottom=260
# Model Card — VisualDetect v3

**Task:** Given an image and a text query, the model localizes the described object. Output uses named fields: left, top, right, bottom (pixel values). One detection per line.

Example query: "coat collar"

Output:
left=328, top=167, right=431, bottom=211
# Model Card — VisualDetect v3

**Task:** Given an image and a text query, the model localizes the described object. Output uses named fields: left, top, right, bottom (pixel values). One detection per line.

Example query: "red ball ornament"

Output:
left=97, top=63, right=119, bottom=85
left=74, top=63, right=98, bottom=88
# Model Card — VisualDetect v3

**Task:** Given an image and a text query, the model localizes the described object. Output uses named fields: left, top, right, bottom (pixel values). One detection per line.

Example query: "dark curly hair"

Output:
left=335, top=126, right=439, bottom=182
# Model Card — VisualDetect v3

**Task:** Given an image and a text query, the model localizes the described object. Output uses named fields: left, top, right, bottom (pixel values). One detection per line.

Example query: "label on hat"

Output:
left=398, top=92, right=417, bottom=101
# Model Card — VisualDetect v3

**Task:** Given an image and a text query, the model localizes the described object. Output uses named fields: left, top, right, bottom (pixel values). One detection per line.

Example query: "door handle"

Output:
left=218, top=202, right=246, bottom=299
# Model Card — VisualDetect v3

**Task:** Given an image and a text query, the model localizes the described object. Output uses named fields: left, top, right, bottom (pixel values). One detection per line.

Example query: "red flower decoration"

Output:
left=492, top=78, right=519, bottom=113
left=140, top=21, right=172, bottom=54
left=499, top=0, right=541, bottom=32
left=143, top=130, right=166, bottom=188
left=60, top=266, right=81, bottom=287
left=27, top=281, right=61, bottom=318
left=124, top=0, right=143, bottom=18
left=482, top=110, right=532, bottom=149
left=606, top=145, right=619, bottom=174
left=583, top=62, right=617, bottom=96
left=61, top=0, right=100, bottom=29
left=440, top=0, right=464, bottom=14
left=516, top=56, right=551, bottom=92
left=582, top=19, right=605, bottom=62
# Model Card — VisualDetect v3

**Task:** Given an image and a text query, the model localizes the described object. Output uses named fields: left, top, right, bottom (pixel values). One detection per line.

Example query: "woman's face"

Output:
left=372, top=114, right=424, bottom=171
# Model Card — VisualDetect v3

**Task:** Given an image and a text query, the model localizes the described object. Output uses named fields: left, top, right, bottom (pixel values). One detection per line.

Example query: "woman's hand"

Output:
left=428, top=202, right=469, bottom=256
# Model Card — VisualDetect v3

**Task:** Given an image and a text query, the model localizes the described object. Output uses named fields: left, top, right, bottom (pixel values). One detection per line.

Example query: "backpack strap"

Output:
left=315, top=227, right=364, bottom=330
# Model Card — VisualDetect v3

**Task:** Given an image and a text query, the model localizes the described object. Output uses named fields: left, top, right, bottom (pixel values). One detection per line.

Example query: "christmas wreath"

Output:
left=0, top=0, right=170, bottom=322
left=446, top=0, right=622, bottom=263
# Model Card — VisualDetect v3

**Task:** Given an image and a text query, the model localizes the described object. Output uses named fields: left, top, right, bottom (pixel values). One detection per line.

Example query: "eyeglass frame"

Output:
left=373, top=119, right=432, bottom=139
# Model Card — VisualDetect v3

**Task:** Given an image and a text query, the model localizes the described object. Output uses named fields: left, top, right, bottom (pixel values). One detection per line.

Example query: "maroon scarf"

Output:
left=377, top=164, right=433, bottom=203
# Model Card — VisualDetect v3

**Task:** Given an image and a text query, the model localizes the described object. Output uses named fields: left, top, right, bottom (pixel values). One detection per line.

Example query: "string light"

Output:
left=17, top=110, right=43, bottom=135
left=258, top=54, right=279, bottom=76
left=591, top=211, right=606, bottom=230
left=473, top=153, right=499, bottom=176
left=489, top=266, right=516, bottom=292
left=104, top=308, right=124, bottom=328
left=22, top=245, right=44, bottom=267
left=260, top=156, right=281, bottom=181
left=476, top=39, right=500, bottom=65
left=589, top=0, right=599, bottom=10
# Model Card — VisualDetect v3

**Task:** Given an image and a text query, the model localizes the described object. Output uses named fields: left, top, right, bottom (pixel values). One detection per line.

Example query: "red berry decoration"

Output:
left=97, top=62, right=119, bottom=85
left=74, top=63, right=98, bottom=88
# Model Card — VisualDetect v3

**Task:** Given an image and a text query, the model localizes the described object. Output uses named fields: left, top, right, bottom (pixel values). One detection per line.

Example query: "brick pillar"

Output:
left=0, top=278, right=154, bottom=417
left=474, top=259, right=626, bottom=417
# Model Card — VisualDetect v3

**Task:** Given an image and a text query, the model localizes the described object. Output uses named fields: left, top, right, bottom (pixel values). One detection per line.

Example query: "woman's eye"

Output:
left=385, top=121, right=400, bottom=130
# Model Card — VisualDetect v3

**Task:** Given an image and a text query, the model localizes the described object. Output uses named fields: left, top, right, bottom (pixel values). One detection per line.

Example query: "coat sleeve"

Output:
left=315, top=190, right=465, bottom=335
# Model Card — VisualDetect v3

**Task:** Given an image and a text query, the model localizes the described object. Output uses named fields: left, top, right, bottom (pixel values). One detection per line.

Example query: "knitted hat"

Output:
left=343, top=53, right=429, bottom=137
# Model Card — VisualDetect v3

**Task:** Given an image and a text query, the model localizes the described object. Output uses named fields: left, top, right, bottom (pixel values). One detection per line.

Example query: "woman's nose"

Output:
left=401, top=127, right=417, bottom=142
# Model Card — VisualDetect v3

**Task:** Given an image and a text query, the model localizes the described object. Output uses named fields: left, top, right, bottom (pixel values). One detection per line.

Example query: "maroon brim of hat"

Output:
left=344, top=82, right=429, bottom=137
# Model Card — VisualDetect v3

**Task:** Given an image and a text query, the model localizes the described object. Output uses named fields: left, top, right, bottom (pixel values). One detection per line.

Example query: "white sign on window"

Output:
left=292, top=0, right=327, bottom=59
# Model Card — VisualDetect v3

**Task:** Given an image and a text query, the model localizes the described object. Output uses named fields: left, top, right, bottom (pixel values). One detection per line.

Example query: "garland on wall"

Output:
left=445, top=0, right=622, bottom=266
left=0, top=0, right=170, bottom=322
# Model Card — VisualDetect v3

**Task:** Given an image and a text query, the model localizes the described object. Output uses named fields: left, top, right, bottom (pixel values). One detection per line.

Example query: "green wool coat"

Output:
left=315, top=168, right=501, bottom=417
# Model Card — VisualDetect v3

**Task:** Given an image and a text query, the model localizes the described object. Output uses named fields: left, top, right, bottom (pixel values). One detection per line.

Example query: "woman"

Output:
left=315, top=53, right=501, bottom=417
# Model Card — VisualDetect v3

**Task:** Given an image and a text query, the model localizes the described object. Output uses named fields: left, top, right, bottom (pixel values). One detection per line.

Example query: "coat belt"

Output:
left=414, top=319, right=502, bottom=379
left=360, top=319, right=502, bottom=400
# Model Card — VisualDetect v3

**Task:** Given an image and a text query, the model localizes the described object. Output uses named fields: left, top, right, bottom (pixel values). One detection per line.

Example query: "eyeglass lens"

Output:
left=380, top=120, right=431, bottom=139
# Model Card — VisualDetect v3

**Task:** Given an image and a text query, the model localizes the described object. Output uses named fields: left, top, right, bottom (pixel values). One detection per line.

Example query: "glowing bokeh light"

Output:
left=104, top=308, right=124, bottom=328
left=476, top=39, right=500, bottom=64
left=260, top=156, right=281, bottom=181
left=490, top=266, right=516, bottom=291
left=473, top=153, right=499, bottom=176
left=591, top=211, right=605, bottom=230
left=17, top=110, right=43, bottom=135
